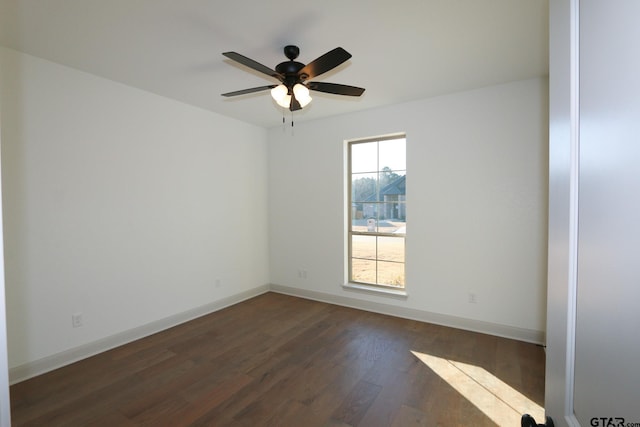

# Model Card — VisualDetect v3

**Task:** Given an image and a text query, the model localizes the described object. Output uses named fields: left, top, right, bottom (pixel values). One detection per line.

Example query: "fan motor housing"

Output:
left=276, top=61, right=305, bottom=76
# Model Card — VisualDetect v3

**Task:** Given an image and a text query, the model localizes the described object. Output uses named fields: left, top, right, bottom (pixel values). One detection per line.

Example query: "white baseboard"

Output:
left=10, top=282, right=544, bottom=384
left=9, top=285, right=270, bottom=384
left=269, top=284, right=545, bottom=345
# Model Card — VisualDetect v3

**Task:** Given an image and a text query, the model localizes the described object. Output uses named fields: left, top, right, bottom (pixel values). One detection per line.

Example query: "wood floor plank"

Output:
left=9, top=292, right=545, bottom=426
left=390, top=404, right=429, bottom=427
left=170, top=374, right=254, bottom=426
left=330, top=379, right=382, bottom=426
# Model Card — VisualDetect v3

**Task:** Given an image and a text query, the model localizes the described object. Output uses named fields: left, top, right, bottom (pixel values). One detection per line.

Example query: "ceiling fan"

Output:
left=221, top=45, right=365, bottom=111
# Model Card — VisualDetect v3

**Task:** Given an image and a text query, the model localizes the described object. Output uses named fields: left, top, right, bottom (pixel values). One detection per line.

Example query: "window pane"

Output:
left=375, top=218, right=394, bottom=233
left=351, top=172, right=378, bottom=202
left=378, top=236, right=405, bottom=262
left=397, top=201, right=406, bottom=222
left=352, top=235, right=376, bottom=260
left=352, top=205, right=379, bottom=232
left=351, top=258, right=377, bottom=284
left=379, top=172, right=405, bottom=205
left=363, top=204, right=380, bottom=232
left=376, top=203, right=397, bottom=222
left=377, top=261, right=405, bottom=287
left=351, top=202, right=363, bottom=224
left=351, top=142, right=377, bottom=173
left=379, top=138, right=406, bottom=171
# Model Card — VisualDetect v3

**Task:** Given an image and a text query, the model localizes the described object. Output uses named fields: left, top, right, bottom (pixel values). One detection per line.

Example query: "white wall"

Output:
left=268, top=78, right=548, bottom=337
left=0, top=47, right=270, bottom=372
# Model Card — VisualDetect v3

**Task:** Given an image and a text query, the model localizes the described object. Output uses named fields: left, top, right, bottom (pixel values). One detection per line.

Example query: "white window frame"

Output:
left=346, top=134, right=406, bottom=295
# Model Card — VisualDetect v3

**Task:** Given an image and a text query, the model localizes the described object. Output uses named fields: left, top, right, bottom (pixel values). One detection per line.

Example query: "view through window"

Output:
left=349, top=136, right=406, bottom=288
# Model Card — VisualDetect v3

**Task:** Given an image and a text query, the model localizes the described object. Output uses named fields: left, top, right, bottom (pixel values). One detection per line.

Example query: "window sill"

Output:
left=342, top=282, right=408, bottom=299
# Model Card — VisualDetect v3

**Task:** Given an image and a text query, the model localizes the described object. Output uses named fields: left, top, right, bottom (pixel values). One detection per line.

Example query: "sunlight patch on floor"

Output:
left=411, top=351, right=544, bottom=426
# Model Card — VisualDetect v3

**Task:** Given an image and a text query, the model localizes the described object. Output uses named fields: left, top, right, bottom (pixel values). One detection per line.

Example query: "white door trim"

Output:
left=546, top=0, right=581, bottom=425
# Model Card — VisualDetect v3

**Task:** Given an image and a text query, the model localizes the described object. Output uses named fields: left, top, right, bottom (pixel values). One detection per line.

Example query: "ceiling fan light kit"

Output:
left=222, top=45, right=365, bottom=114
left=292, top=84, right=312, bottom=107
left=270, top=84, right=290, bottom=108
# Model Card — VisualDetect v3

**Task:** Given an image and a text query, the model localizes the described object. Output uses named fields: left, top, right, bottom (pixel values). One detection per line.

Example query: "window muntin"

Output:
left=348, top=137, right=406, bottom=289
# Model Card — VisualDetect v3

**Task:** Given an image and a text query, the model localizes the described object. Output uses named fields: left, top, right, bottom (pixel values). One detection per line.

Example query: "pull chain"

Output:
left=278, top=110, right=296, bottom=135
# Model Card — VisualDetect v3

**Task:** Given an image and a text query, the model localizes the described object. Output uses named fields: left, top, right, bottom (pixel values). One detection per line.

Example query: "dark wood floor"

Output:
left=10, top=292, right=545, bottom=426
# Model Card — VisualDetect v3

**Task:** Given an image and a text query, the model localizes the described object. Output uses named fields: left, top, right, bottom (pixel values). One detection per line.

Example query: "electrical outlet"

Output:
left=468, top=293, right=478, bottom=304
left=72, top=313, right=83, bottom=328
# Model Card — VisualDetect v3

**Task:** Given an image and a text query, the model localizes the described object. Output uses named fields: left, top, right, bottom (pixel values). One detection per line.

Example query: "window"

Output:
left=348, top=136, right=406, bottom=289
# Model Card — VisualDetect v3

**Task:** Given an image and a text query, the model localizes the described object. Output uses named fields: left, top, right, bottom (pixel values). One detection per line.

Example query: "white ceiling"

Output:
left=0, top=0, right=549, bottom=129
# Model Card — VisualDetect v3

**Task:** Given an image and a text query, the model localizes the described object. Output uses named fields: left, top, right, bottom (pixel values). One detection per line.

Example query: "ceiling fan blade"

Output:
left=298, top=47, right=352, bottom=80
left=222, top=52, right=283, bottom=80
left=221, top=85, right=276, bottom=97
left=307, top=82, right=365, bottom=96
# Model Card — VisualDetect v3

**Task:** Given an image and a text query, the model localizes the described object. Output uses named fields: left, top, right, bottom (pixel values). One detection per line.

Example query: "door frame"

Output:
left=546, top=0, right=581, bottom=425
left=0, top=74, right=12, bottom=425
